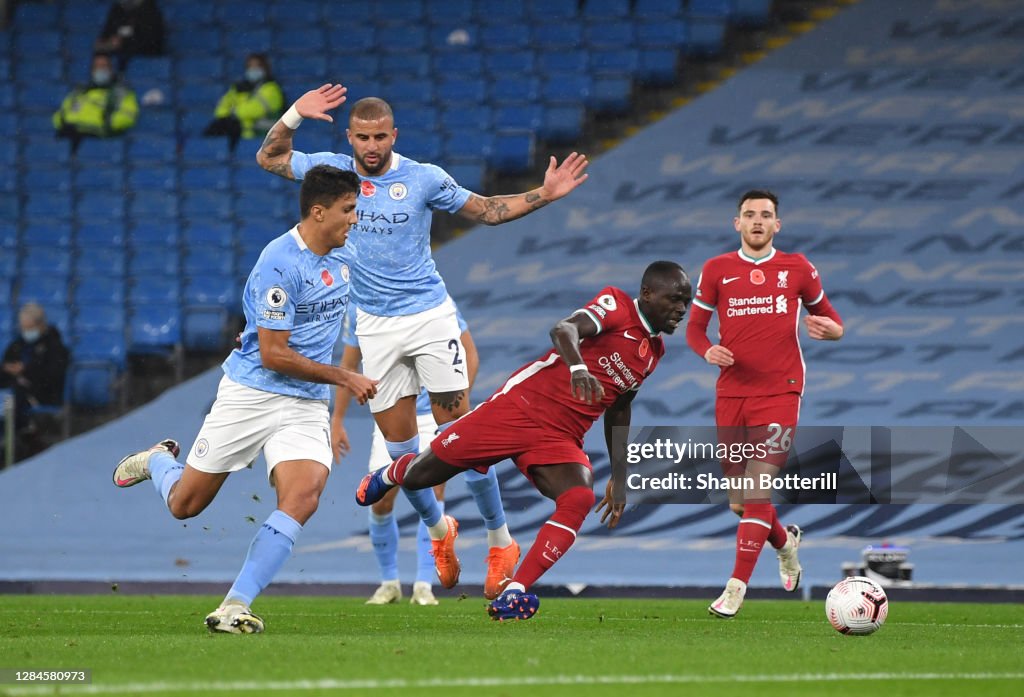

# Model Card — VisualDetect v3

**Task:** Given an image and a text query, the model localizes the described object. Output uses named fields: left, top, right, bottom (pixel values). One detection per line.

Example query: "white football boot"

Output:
left=708, top=578, right=747, bottom=618
left=776, top=524, right=803, bottom=592
left=365, top=580, right=402, bottom=605
left=205, top=601, right=264, bottom=634
left=410, top=581, right=439, bottom=606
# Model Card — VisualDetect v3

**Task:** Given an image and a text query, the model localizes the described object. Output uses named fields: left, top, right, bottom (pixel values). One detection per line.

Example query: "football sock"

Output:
left=513, top=486, right=595, bottom=590
left=464, top=468, right=513, bottom=548
left=368, top=510, right=399, bottom=581
left=731, top=502, right=774, bottom=584
left=225, top=509, right=302, bottom=607
left=767, top=506, right=788, bottom=549
left=416, top=501, right=443, bottom=583
left=384, top=436, right=444, bottom=533
left=149, top=450, right=183, bottom=507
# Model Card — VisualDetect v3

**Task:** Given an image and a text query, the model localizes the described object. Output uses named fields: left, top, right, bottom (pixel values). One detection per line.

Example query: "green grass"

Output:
left=0, top=595, right=1021, bottom=697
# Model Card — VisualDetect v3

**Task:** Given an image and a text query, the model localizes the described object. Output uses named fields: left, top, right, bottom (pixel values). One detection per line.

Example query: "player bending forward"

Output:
left=357, top=261, right=691, bottom=620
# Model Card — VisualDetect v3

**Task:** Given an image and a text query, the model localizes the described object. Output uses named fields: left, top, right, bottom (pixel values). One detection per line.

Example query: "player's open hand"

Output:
left=804, top=315, right=844, bottom=341
left=540, top=152, right=589, bottom=201
left=704, top=344, right=734, bottom=367
left=570, top=370, right=604, bottom=405
left=596, top=478, right=627, bottom=529
left=331, top=422, right=350, bottom=463
left=295, top=84, right=348, bottom=122
left=344, top=372, right=379, bottom=406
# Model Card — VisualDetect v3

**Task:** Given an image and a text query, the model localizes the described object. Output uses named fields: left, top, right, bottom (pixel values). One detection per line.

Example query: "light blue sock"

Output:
left=149, top=451, right=184, bottom=507
left=386, top=436, right=442, bottom=528
left=226, top=510, right=302, bottom=607
left=415, top=501, right=443, bottom=583
left=369, top=510, right=399, bottom=581
left=465, top=468, right=506, bottom=531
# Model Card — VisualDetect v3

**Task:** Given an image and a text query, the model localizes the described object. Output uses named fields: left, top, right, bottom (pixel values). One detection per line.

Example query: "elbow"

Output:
left=255, top=148, right=269, bottom=170
left=549, top=322, right=571, bottom=345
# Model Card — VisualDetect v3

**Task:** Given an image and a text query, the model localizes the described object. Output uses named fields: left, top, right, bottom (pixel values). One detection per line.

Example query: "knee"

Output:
left=168, top=497, right=202, bottom=520
left=371, top=492, right=395, bottom=515
left=281, top=490, right=321, bottom=523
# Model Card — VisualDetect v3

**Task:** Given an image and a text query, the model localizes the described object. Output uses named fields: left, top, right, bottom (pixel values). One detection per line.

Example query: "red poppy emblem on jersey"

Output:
left=750, top=269, right=766, bottom=285
left=638, top=338, right=650, bottom=358
left=321, top=269, right=334, bottom=286
left=360, top=180, right=376, bottom=197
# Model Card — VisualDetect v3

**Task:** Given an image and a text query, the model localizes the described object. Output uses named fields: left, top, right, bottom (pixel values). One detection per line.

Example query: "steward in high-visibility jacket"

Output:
left=205, top=54, right=285, bottom=146
left=53, top=54, right=138, bottom=145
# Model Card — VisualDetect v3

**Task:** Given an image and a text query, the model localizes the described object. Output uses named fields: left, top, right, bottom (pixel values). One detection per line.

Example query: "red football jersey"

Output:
left=489, top=286, right=665, bottom=441
left=690, top=249, right=832, bottom=397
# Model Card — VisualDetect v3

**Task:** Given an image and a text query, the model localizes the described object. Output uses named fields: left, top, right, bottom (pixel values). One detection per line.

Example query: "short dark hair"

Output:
left=642, top=260, right=687, bottom=290
left=737, top=189, right=779, bottom=214
left=299, top=165, right=360, bottom=219
left=349, top=97, right=394, bottom=124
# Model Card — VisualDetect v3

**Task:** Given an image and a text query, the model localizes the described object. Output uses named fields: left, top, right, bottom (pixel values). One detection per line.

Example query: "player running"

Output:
left=686, top=189, right=844, bottom=618
left=257, top=85, right=587, bottom=589
left=356, top=262, right=692, bottom=620
left=112, top=166, right=377, bottom=633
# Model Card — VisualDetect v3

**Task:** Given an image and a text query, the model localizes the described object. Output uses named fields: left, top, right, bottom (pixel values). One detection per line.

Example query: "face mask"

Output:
left=245, top=67, right=265, bottom=83
left=21, top=329, right=41, bottom=343
left=92, top=68, right=112, bottom=85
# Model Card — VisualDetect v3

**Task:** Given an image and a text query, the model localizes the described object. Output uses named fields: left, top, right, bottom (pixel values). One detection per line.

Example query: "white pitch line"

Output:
left=3, top=672, right=1024, bottom=696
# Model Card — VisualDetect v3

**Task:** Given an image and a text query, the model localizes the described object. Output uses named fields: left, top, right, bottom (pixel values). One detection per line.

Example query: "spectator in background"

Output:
left=53, top=53, right=139, bottom=152
left=0, top=304, right=70, bottom=455
left=204, top=54, right=285, bottom=150
left=95, top=0, right=165, bottom=68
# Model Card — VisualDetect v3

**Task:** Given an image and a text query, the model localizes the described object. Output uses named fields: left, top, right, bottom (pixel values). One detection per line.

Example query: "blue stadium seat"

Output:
left=396, top=105, right=440, bottom=132
left=480, top=24, right=531, bottom=50
left=129, top=221, right=180, bottom=248
left=178, top=108, right=214, bottom=135
left=224, top=28, right=272, bottom=54
left=184, top=246, right=235, bottom=277
left=24, top=192, right=73, bottom=220
left=380, top=53, right=432, bottom=79
left=687, top=17, right=727, bottom=56
left=181, top=138, right=231, bottom=164
left=19, top=83, right=62, bottom=112
left=15, top=2, right=60, bottom=23
left=237, top=219, right=285, bottom=253
left=72, top=167, right=125, bottom=192
left=426, top=0, right=473, bottom=22
left=0, top=192, right=18, bottom=220
left=128, top=166, right=177, bottom=192
left=63, top=32, right=98, bottom=59
left=0, top=219, right=17, bottom=248
left=636, top=0, right=684, bottom=18
left=475, top=0, right=526, bottom=23
left=427, top=23, right=479, bottom=50
left=489, top=76, right=540, bottom=104
left=495, top=104, right=544, bottom=131
left=446, top=161, right=486, bottom=193
left=636, top=19, right=689, bottom=48
left=268, top=0, right=323, bottom=24
left=128, top=304, right=182, bottom=357
left=382, top=79, right=435, bottom=107
left=541, top=74, right=593, bottom=105
left=590, top=76, right=634, bottom=113
left=396, top=132, right=443, bottom=162
left=583, top=0, right=632, bottom=18
left=532, top=23, right=583, bottom=51
left=638, top=49, right=680, bottom=85
left=328, top=53, right=380, bottom=82
left=275, top=28, right=328, bottom=54
left=72, top=279, right=127, bottom=307
left=441, top=105, right=493, bottom=131
left=0, top=166, right=15, bottom=194
left=184, top=275, right=237, bottom=308
left=61, top=3, right=109, bottom=26
left=182, top=221, right=235, bottom=250
left=14, top=30, right=61, bottom=55
left=128, top=279, right=181, bottom=308
left=528, top=0, right=578, bottom=19
left=539, top=104, right=586, bottom=144
left=15, top=112, right=55, bottom=135
left=77, top=222, right=127, bottom=249
left=17, top=274, right=70, bottom=305
left=128, top=135, right=177, bottom=164
left=129, top=191, right=179, bottom=219
left=172, top=27, right=223, bottom=53
left=181, top=81, right=225, bottom=108
left=180, top=164, right=231, bottom=192
left=77, top=192, right=127, bottom=222
left=74, top=246, right=127, bottom=277
left=176, top=55, right=226, bottom=81
left=181, top=191, right=233, bottom=220
left=591, top=48, right=641, bottom=77
left=585, top=20, right=637, bottom=48
left=74, top=138, right=126, bottom=166
left=0, top=85, right=13, bottom=110
left=236, top=189, right=291, bottom=220
left=383, top=0, right=427, bottom=21
left=485, top=50, right=537, bottom=77
left=690, top=0, right=734, bottom=17
left=489, top=132, right=535, bottom=175
left=0, top=59, right=9, bottom=82
left=24, top=167, right=71, bottom=193
left=276, top=55, right=329, bottom=83
left=437, top=77, right=487, bottom=105
left=68, top=360, right=121, bottom=408
left=14, top=57, right=63, bottom=83
left=21, top=223, right=72, bottom=249
left=734, top=0, right=774, bottom=26
left=165, top=2, right=217, bottom=25
left=444, top=132, right=494, bottom=162
left=135, top=110, right=177, bottom=135
left=211, top=0, right=263, bottom=26
left=233, top=163, right=286, bottom=192
left=20, top=249, right=71, bottom=277
left=538, top=50, right=590, bottom=75
left=127, top=57, right=173, bottom=82
left=182, top=305, right=231, bottom=352
left=436, top=51, right=484, bottom=77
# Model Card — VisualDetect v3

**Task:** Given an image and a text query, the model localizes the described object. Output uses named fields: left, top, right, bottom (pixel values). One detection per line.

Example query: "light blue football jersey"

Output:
left=340, top=301, right=469, bottom=416
left=224, top=227, right=354, bottom=401
left=290, top=151, right=471, bottom=317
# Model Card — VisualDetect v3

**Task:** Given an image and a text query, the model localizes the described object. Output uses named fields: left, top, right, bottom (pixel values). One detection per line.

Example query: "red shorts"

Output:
left=716, top=393, right=800, bottom=470
left=429, top=395, right=591, bottom=481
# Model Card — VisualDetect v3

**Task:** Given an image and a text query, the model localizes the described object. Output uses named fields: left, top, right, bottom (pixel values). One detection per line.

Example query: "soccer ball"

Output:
left=825, top=576, right=888, bottom=635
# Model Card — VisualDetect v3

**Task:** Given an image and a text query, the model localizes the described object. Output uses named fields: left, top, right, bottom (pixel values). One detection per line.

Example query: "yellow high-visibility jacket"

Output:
left=214, top=80, right=285, bottom=139
left=52, top=83, right=139, bottom=137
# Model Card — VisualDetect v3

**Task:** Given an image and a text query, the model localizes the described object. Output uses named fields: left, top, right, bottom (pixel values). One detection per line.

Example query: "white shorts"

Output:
left=367, top=413, right=438, bottom=471
left=186, top=375, right=332, bottom=481
left=357, top=296, right=469, bottom=413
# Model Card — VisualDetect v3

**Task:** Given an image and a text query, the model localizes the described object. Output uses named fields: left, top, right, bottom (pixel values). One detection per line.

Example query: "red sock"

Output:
left=384, top=453, right=416, bottom=486
left=512, top=486, right=595, bottom=590
left=767, top=506, right=788, bottom=549
left=730, top=502, right=774, bottom=584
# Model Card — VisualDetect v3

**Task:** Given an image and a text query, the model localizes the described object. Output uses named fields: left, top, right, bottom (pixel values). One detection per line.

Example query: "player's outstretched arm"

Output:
left=256, top=83, right=348, bottom=180
left=597, top=390, right=637, bottom=529
left=257, top=327, right=378, bottom=404
left=457, top=152, right=589, bottom=225
left=550, top=313, right=604, bottom=405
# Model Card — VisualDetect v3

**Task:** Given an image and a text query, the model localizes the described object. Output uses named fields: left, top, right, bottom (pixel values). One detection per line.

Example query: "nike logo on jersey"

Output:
left=722, top=277, right=740, bottom=285
left=623, top=331, right=638, bottom=341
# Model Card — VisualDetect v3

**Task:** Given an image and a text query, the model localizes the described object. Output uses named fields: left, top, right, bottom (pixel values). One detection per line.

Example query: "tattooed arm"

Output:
left=256, top=83, right=348, bottom=181
left=457, top=152, right=590, bottom=225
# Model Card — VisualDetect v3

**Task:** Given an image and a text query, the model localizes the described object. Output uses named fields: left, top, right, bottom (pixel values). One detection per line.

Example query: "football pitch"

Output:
left=0, top=595, right=1021, bottom=697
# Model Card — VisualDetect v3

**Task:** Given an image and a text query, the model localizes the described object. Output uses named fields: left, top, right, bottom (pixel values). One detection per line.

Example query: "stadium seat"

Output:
left=77, top=192, right=127, bottom=222
left=733, top=0, right=774, bottom=26
left=276, top=55, right=328, bottom=84
left=72, top=330, right=127, bottom=366
left=428, top=23, right=480, bottom=50
left=176, top=55, right=226, bottom=81
left=128, top=304, right=183, bottom=371
left=638, top=49, right=681, bottom=86
left=495, top=104, right=544, bottom=131
left=0, top=85, right=13, bottom=111
left=127, top=57, right=172, bottom=82
left=527, top=0, right=578, bottom=19
left=538, top=50, right=590, bottom=76
left=0, top=223, right=17, bottom=250
left=380, top=53, right=432, bottom=79
left=275, top=28, right=328, bottom=54
left=583, top=0, right=632, bottom=19
left=381, top=78, right=435, bottom=107
left=690, top=0, right=735, bottom=17
left=129, top=221, right=180, bottom=248
left=165, top=2, right=217, bottom=25
left=210, top=0, right=262, bottom=26
left=635, top=0, right=684, bottom=18
left=172, top=27, right=223, bottom=54
left=20, top=223, right=72, bottom=249
left=128, top=166, right=177, bottom=192
left=20, top=135, right=71, bottom=165
left=180, top=164, right=231, bottom=192
left=24, top=167, right=71, bottom=193
left=636, top=18, right=689, bottom=49
left=541, top=74, right=593, bottom=105
left=14, top=30, right=61, bottom=55
left=134, top=110, right=177, bottom=135
left=15, top=2, right=60, bottom=24
left=378, top=23, right=428, bottom=52
left=328, top=53, right=380, bottom=82
left=268, top=0, right=322, bottom=24
left=539, top=104, right=586, bottom=144
left=72, top=279, right=127, bottom=308
left=437, top=77, right=487, bottom=105
left=426, top=0, right=472, bottom=23
left=591, top=48, right=641, bottom=78
left=182, top=221, right=235, bottom=250
left=476, top=0, right=526, bottom=23
left=532, top=23, right=583, bottom=51
left=590, top=76, right=634, bottom=114
left=72, top=166, right=125, bottom=192
left=480, top=24, right=531, bottom=50
left=396, top=132, right=443, bottom=162
left=178, top=109, right=213, bottom=136
left=74, top=246, right=127, bottom=277
left=129, top=191, right=179, bottom=219
left=77, top=222, right=127, bottom=249
left=0, top=193, right=18, bottom=220
left=384, top=0, right=427, bottom=22
left=490, top=132, right=535, bottom=175
left=128, top=277, right=182, bottom=308
left=184, top=275, right=237, bottom=309
left=236, top=189, right=291, bottom=220
left=17, top=274, right=70, bottom=305
left=128, top=136, right=177, bottom=165
left=24, top=192, right=73, bottom=221
left=687, top=16, right=728, bottom=56
left=484, top=50, right=536, bottom=77
left=585, top=21, right=637, bottom=49
left=435, top=51, right=484, bottom=78
left=396, top=105, right=441, bottom=132
left=446, top=160, right=486, bottom=192
left=61, top=3, right=108, bottom=26
left=224, top=28, right=272, bottom=55
left=181, top=138, right=231, bottom=164
left=68, top=360, right=121, bottom=408
left=182, top=306, right=231, bottom=352
left=0, top=166, right=15, bottom=194
left=441, top=105, right=493, bottom=132
left=14, top=57, right=63, bottom=83
left=180, top=191, right=234, bottom=220
left=74, top=139, right=126, bottom=166
left=233, top=163, right=286, bottom=192
left=444, top=132, right=494, bottom=162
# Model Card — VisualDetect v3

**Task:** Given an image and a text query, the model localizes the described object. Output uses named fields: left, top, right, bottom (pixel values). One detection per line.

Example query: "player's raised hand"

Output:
left=343, top=371, right=379, bottom=405
left=540, top=152, right=590, bottom=201
left=570, top=369, right=604, bottom=405
left=294, top=84, right=348, bottom=122
left=596, top=478, right=627, bottom=529
left=804, top=315, right=844, bottom=341
left=704, top=344, right=735, bottom=367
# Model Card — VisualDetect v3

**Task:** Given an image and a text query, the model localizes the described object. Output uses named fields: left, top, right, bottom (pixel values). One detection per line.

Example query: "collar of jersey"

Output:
left=633, top=299, right=658, bottom=336
left=737, top=247, right=776, bottom=265
left=364, top=152, right=402, bottom=178
left=289, top=226, right=307, bottom=250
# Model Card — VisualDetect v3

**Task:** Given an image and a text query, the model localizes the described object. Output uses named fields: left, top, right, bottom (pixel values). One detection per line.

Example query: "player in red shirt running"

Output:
left=357, top=261, right=692, bottom=620
left=687, top=190, right=843, bottom=618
